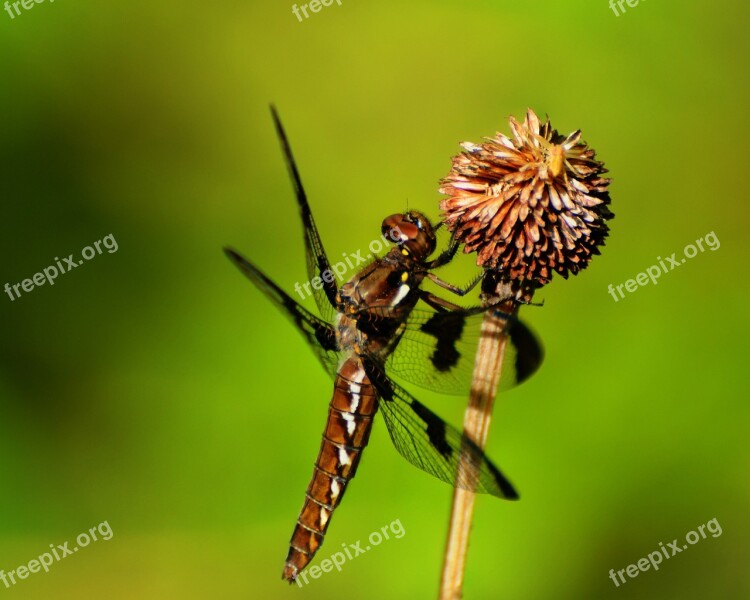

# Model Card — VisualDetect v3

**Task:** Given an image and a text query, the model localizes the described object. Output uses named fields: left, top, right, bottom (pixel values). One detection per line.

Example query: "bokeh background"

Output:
left=1, top=1, right=748, bottom=598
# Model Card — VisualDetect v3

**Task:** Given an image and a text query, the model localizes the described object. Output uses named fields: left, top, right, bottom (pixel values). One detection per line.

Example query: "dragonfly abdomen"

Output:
left=282, top=357, right=379, bottom=582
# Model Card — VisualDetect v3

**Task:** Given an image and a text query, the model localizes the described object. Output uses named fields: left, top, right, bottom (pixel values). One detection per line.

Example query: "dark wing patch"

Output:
left=507, top=316, right=544, bottom=383
left=224, top=247, right=340, bottom=378
left=409, top=399, right=452, bottom=459
left=270, top=106, right=338, bottom=323
left=364, top=361, right=518, bottom=499
left=384, top=307, right=543, bottom=396
left=419, top=311, right=465, bottom=373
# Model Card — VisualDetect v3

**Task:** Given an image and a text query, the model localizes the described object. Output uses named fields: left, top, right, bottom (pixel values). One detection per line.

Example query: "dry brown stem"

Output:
left=439, top=295, right=517, bottom=600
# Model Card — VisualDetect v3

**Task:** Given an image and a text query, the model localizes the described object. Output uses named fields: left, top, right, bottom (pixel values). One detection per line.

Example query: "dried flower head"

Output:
left=439, top=109, right=613, bottom=286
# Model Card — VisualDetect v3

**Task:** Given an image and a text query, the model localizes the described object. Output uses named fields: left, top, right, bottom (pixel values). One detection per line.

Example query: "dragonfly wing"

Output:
left=384, top=306, right=543, bottom=396
left=225, top=247, right=340, bottom=378
left=365, top=361, right=518, bottom=499
left=271, top=106, right=338, bottom=323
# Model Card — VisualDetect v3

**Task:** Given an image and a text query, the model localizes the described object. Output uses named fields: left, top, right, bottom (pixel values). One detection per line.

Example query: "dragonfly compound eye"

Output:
left=381, top=212, right=437, bottom=260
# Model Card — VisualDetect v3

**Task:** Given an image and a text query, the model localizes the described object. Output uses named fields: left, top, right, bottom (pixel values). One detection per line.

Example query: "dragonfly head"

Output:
left=381, top=211, right=437, bottom=261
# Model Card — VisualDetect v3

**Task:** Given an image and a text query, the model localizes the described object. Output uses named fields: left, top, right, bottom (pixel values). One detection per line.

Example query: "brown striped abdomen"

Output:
left=282, top=357, right=378, bottom=583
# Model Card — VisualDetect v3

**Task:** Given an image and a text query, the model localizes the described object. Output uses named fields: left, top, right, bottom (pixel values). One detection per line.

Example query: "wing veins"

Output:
left=224, top=247, right=339, bottom=378
left=270, top=106, right=338, bottom=320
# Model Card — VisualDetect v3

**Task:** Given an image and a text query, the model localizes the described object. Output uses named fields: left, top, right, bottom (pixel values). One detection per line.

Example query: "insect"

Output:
left=224, top=107, right=543, bottom=583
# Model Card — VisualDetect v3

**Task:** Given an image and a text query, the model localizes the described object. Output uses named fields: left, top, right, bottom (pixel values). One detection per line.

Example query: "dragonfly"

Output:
left=224, top=107, right=543, bottom=583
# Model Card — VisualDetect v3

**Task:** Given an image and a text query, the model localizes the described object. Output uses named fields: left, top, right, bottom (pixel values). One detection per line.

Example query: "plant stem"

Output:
left=439, top=282, right=521, bottom=600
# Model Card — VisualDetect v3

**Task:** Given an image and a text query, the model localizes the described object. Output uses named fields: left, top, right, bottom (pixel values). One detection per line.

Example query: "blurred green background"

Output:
left=1, top=0, right=748, bottom=598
